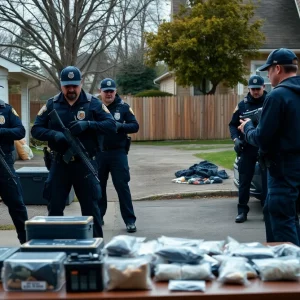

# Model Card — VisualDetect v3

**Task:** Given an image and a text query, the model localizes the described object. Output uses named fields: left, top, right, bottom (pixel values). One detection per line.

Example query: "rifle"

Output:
left=240, top=107, right=262, bottom=126
left=48, top=109, right=100, bottom=182
left=0, top=146, right=17, bottom=185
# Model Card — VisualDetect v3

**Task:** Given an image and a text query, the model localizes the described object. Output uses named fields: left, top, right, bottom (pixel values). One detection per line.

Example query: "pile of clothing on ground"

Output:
left=172, top=160, right=229, bottom=185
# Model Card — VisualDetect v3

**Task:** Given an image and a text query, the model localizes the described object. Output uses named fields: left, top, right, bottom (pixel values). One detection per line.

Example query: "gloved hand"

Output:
left=68, top=120, right=90, bottom=136
left=54, top=132, right=68, bottom=144
left=116, top=122, right=123, bottom=132
left=234, top=138, right=244, bottom=155
left=53, top=131, right=69, bottom=153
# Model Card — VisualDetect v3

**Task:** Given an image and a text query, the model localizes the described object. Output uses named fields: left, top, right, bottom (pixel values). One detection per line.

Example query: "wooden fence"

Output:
left=9, top=94, right=239, bottom=140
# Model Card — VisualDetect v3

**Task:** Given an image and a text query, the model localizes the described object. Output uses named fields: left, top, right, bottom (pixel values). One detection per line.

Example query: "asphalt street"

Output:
left=0, top=196, right=265, bottom=246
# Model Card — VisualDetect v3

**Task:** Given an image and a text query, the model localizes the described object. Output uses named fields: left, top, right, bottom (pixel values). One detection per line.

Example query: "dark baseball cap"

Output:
left=258, top=48, right=298, bottom=72
left=100, top=78, right=116, bottom=91
left=60, top=66, right=82, bottom=86
left=248, top=75, right=264, bottom=88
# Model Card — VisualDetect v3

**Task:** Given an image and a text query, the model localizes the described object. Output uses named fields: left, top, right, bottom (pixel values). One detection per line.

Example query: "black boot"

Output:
left=235, top=213, right=247, bottom=223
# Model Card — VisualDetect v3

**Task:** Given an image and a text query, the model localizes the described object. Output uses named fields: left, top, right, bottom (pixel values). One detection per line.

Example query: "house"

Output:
left=154, top=0, right=300, bottom=95
left=0, top=54, right=47, bottom=143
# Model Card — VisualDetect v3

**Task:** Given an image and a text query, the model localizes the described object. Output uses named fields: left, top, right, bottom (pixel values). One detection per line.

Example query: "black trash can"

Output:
left=16, top=167, right=74, bottom=205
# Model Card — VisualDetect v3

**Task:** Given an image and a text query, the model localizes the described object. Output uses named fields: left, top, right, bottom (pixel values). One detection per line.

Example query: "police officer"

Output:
left=239, top=48, right=300, bottom=246
left=229, top=75, right=267, bottom=223
left=97, top=78, right=139, bottom=233
left=0, top=85, right=28, bottom=244
left=31, top=67, right=116, bottom=238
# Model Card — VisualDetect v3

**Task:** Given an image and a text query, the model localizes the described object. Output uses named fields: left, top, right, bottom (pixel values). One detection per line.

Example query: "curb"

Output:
left=133, top=190, right=238, bottom=201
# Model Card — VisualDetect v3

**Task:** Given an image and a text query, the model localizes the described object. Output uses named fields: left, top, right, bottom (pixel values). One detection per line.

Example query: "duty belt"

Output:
left=102, top=146, right=123, bottom=151
left=53, top=152, right=96, bottom=162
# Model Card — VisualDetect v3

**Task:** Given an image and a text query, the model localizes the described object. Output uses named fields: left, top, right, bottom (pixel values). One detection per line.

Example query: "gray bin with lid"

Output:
left=16, top=167, right=74, bottom=205
left=25, top=216, right=94, bottom=240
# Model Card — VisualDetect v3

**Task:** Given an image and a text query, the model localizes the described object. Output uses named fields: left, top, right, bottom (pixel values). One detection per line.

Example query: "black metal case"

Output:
left=21, top=238, right=103, bottom=255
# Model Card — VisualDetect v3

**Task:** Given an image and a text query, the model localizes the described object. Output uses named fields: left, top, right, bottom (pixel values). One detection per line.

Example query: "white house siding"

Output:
left=160, top=76, right=176, bottom=95
left=177, top=85, right=191, bottom=97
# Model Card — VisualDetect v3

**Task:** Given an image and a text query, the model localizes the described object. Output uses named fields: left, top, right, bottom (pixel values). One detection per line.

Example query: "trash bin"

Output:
left=16, top=167, right=74, bottom=205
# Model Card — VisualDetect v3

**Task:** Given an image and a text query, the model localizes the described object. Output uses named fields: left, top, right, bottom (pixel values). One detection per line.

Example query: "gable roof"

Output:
left=255, top=0, right=300, bottom=49
left=0, top=54, right=46, bottom=81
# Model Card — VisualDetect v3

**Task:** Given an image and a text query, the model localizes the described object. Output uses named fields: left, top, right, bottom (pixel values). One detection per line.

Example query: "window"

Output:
left=193, top=80, right=212, bottom=95
left=251, top=60, right=272, bottom=93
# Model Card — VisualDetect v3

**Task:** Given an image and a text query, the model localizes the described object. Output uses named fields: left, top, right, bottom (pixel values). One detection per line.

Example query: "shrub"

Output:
left=134, top=90, right=173, bottom=97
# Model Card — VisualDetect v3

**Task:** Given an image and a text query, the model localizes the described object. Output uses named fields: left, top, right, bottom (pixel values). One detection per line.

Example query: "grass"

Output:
left=175, top=144, right=233, bottom=151
left=0, top=225, right=15, bottom=230
left=133, top=139, right=232, bottom=146
left=194, top=150, right=236, bottom=170
left=30, top=147, right=44, bottom=156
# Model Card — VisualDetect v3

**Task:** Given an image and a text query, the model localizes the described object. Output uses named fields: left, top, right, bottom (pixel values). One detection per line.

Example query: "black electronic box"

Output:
left=64, top=253, right=104, bottom=292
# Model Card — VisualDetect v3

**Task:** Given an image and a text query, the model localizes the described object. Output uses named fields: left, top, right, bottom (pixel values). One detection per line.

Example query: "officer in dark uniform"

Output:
left=240, top=48, right=300, bottom=246
left=0, top=85, right=28, bottom=244
left=31, top=67, right=116, bottom=238
left=229, top=75, right=267, bottom=223
left=97, top=78, right=139, bottom=233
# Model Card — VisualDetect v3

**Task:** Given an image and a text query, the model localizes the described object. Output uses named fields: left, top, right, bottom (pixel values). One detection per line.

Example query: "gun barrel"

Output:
left=0, top=146, right=17, bottom=185
left=48, top=109, right=66, bottom=129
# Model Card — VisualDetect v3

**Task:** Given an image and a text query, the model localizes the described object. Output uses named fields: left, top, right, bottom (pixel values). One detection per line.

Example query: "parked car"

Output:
left=233, top=157, right=264, bottom=202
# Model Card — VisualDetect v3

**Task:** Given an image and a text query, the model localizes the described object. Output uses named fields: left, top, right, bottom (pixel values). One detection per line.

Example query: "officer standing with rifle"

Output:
left=31, top=66, right=116, bottom=238
left=229, top=75, right=267, bottom=223
left=97, top=78, right=139, bottom=233
left=0, top=85, right=28, bottom=244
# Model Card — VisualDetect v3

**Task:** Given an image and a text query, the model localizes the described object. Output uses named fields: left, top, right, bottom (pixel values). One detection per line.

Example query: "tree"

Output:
left=116, top=57, right=157, bottom=94
left=145, top=0, right=265, bottom=95
left=10, top=20, right=40, bottom=72
left=0, top=0, right=156, bottom=90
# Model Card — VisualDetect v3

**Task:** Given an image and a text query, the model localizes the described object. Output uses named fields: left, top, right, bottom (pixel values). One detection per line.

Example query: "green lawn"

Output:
left=30, top=147, right=44, bottom=156
left=194, top=150, right=236, bottom=170
left=175, top=144, right=233, bottom=151
left=133, top=139, right=232, bottom=146
left=0, top=225, right=15, bottom=230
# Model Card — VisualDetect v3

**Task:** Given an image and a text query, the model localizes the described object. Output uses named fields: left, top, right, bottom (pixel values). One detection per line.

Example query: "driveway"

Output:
left=0, top=143, right=248, bottom=246
left=14, top=144, right=237, bottom=201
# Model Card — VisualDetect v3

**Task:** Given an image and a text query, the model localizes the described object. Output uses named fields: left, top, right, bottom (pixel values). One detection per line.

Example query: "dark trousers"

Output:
left=237, top=147, right=258, bottom=214
left=0, top=154, right=28, bottom=244
left=43, top=157, right=103, bottom=238
left=98, top=149, right=136, bottom=225
left=263, top=155, right=300, bottom=246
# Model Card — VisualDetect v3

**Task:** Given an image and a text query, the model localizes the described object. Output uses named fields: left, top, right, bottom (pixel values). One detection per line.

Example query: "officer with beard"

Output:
left=31, top=66, right=116, bottom=238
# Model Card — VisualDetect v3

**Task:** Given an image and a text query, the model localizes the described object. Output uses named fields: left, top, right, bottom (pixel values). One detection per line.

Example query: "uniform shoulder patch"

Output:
left=37, top=104, right=47, bottom=116
left=129, top=107, right=135, bottom=115
left=102, top=103, right=110, bottom=113
left=0, top=115, right=5, bottom=125
left=12, top=107, right=19, bottom=116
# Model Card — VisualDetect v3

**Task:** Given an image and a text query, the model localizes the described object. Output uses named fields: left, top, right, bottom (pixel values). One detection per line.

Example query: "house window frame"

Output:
left=250, top=60, right=272, bottom=92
